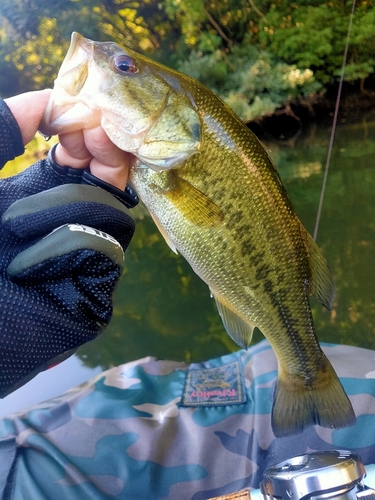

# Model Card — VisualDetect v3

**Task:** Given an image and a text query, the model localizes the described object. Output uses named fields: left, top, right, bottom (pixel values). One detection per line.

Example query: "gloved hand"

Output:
left=0, top=176, right=135, bottom=397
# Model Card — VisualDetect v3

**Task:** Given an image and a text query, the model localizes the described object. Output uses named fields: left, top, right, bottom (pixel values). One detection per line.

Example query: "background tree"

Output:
left=257, top=0, right=375, bottom=87
left=0, top=0, right=374, bottom=119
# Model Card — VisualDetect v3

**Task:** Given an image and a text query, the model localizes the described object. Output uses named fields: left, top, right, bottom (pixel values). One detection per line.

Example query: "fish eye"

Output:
left=112, top=54, right=138, bottom=74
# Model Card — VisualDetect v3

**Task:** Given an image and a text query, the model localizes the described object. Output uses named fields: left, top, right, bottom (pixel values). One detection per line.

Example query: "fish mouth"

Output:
left=57, top=32, right=92, bottom=95
left=39, top=33, right=101, bottom=135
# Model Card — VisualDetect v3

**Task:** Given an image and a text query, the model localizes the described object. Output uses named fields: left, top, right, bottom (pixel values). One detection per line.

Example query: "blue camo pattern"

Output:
left=1, top=340, right=375, bottom=499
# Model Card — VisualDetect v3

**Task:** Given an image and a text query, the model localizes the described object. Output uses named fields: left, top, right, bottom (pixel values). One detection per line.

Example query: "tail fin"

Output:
left=271, top=364, right=356, bottom=438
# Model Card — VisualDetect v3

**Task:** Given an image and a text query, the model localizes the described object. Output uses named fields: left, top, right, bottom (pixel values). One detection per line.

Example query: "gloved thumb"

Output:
left=7, top=223, right=124, bottom=279
left=2, top=184, right=134, bottom=250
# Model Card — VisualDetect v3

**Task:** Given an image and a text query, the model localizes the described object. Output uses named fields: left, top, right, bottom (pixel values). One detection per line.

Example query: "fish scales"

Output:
left=132, top=90, right=319, bottom=367
left=40, top=32, right=356, bottom=437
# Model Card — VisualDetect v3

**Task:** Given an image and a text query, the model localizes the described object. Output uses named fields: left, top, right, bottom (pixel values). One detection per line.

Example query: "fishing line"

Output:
left=313, top=0, right=356, bottom=242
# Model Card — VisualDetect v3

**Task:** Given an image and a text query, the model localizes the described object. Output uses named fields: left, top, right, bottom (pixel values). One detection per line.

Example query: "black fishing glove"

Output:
left=0, top=159, right=136, bottom=398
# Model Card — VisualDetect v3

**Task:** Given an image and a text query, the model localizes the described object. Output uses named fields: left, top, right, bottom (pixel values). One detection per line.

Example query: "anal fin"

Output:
left=213, top=293, right=255, bottom=349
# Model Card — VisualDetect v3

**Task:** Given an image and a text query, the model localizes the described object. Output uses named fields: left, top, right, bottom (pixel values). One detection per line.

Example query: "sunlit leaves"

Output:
left=0, top=0, right=169, bottom=95
left=164, top=0, right=206, bottom=46
left=6, top=17, right=67, bottom=90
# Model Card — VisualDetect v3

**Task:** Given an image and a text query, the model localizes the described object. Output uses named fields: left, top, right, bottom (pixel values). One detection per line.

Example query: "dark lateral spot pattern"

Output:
left=227, top=211, right=243, bottom=225
left=240, top=240, right=257, bottom=258
left=249, top=252, right=265, bottom=268
left=255, top=264, right=271, bottom=282
left=263, top=279, right=273, bottom=294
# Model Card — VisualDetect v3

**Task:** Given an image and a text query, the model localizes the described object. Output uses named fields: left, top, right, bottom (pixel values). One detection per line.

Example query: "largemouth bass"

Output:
left=40, top=32, right=356, bottom=437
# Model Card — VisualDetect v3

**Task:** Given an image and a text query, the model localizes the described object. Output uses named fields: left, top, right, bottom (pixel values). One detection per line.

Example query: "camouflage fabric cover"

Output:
left=1, top=339, right=375, bottom=499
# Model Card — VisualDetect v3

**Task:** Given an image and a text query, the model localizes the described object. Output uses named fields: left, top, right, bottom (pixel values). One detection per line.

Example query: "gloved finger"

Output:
left=7, top=223, right=124, bottom=279
left=7, top=224, right=125, bottom=323
left=2, top=184, right=134, bottom=249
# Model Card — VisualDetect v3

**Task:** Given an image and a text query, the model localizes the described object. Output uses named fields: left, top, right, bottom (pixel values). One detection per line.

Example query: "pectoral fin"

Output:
left=164, top=174, right=223, bottom=227
left=213, top=293, right=255, bottom=349
left=300, top=224, right=336, bottom=310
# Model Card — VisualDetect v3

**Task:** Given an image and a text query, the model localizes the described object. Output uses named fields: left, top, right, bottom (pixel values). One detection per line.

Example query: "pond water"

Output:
left=1, top=115, right=375, bottom=413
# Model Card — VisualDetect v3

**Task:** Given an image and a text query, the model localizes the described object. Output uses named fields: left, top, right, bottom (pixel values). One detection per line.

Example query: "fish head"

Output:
left=40, top=32, right=202, bottom=171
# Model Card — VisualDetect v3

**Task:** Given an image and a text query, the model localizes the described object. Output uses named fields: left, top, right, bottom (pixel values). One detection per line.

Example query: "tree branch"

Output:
left=203, top=8, right=233, bottom=47
left=248, top=0, right=268, bottom=23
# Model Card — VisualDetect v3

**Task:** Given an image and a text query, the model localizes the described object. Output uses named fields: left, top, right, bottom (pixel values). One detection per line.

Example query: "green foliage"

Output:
left=163, top=0, right=375, bottom=119
left=0, top=0, right=171, bottom=95
left=0, top=0, right=374, bottom=112
left=258, top=0, right=375, bottom=85
left=164, top=0, right=206, bottom=47
left=178, top=40, right=322, bottom=121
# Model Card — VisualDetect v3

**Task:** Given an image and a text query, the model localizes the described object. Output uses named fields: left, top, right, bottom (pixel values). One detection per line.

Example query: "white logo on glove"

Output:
left=67, top=224, right=122, bottom=247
